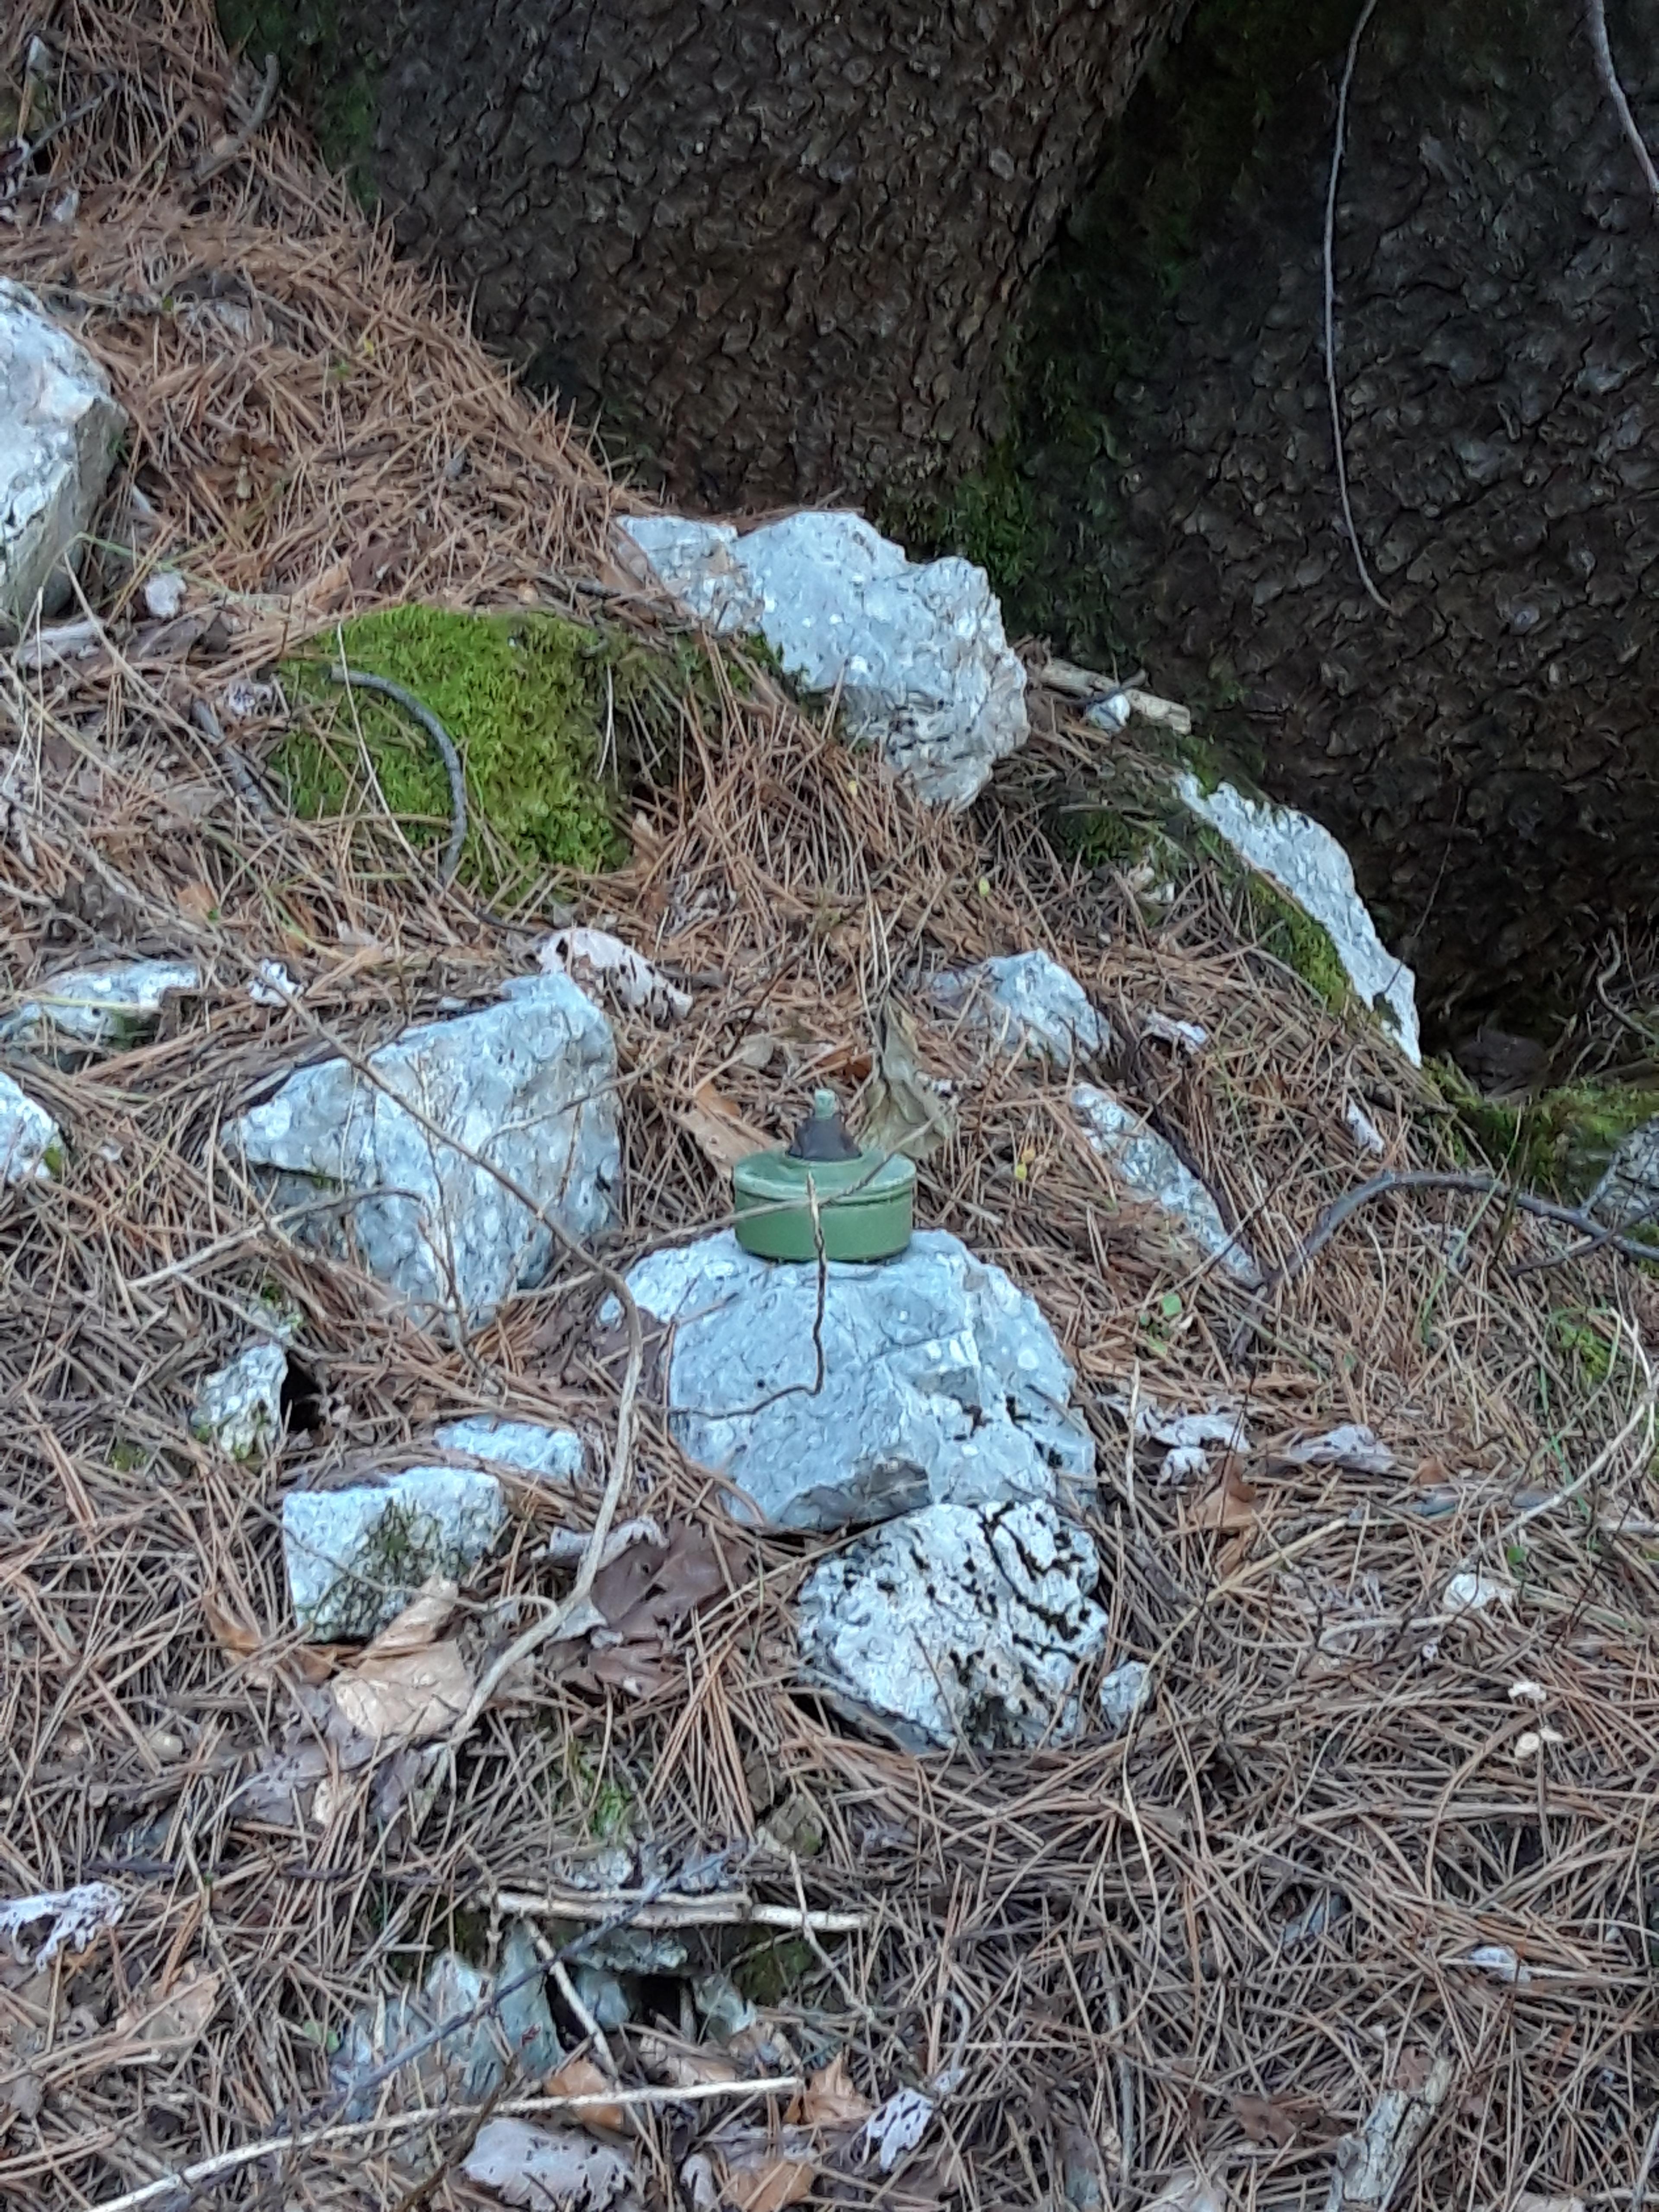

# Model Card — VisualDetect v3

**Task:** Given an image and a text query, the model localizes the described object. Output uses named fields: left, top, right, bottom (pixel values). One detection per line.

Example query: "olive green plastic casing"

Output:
left=733, top=1094, right=915, bottom=1262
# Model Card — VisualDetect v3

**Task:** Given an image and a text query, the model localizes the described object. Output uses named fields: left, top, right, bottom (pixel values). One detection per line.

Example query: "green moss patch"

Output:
left=217, top=0, right=380, bottom=197
left=1433, top=1060, right=1659, bottom=1212
left=274, top=605, right=707, bottom=903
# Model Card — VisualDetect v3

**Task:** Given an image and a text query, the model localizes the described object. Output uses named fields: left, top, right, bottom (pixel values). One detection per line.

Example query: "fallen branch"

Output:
left=327, top=661, right=468, bottom=884
left=1323, top=0, right=1393, bottom=614
left=192, top=52, right=280, bottom=184
left=1272, top=1168, right=1659, bottom=1292
left=1587, top=0, right=1659, bottom=211
left=492, top=1885, right=871, bottom=1935
left=90, top=2072, right=799, bottom=2212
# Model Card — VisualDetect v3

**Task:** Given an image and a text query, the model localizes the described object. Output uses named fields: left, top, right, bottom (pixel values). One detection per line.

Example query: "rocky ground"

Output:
left=3, top=9, right=1659, bottom=2212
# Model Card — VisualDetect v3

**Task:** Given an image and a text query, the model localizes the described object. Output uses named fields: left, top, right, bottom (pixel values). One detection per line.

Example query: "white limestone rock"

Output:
left=1099, top=1658, right=1152, bottom=1735
left=0, top=280, right=127, bottom=636
left=620, top=510, right=1028, bottom=808
left=191, top=1337, right=291, bottom=1462
left=613, top=1228, right=1093, bottom=1531
left=1, top=959, right=200, bottom=1051
left=283, top=1466, right=507, bottom=1640
left=434, top=1416, right=585, bottom=1484
left=1176, top=774, right=1421, bottom=1063
left=227, top=974, right=619, bottom=1331
left=1071, top=1083, right=1261, bottom=1286
left=798, top=1497, right=1109, bottom=1752
left=0, top=1069, right=61, bottom=1185
left=931, top=950, right=1109, bottom=1068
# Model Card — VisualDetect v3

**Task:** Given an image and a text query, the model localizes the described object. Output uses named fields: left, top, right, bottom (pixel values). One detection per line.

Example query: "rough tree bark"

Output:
left=227, top=0, right=1192, bottom=507
left=1065, top=0, right=1659, bottom=1038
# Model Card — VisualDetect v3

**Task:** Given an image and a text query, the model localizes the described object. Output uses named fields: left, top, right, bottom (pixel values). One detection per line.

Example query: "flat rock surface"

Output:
left=931, top=950, right=1109, bottom=1067
left=798, top=1496, right=1110, bottom=1751
left=434, top=1416, right=584, bottom=1482
left=283, top=1466, right=506, bottom=1641
left=229, top=974, right=619, bottom=1330
left=617, top=1228, right=1093, bottom=1530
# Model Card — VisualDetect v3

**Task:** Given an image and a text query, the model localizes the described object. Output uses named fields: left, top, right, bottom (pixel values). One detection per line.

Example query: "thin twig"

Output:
left=89, top=2069, right=797, bottom=2212
left=1587, top=0, right=1659, bottom=211
left=327, top=661, right=468, bottom=885
left=1323, top=0, right=1393, bottom=612
left=192, top=51, right=280, bottom=183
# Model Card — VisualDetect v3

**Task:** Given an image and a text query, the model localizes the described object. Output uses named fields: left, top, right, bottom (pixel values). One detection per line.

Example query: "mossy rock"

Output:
left=274, top=605, right=709, bottom=903
left=1434, top=1062, right=1659, bottom=1210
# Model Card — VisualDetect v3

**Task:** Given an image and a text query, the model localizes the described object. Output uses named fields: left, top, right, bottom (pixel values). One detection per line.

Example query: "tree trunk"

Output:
left=1001, top=0, right=1659, bottom=1042
left=226, top=0, right=1192, bottom=508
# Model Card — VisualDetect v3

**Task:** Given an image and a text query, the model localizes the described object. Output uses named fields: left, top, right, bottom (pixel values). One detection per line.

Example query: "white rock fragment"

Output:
left=247, top=959, right=302, bottom=1007
left=620, top=509, right=1028, bottom=808
left=434, top=1416, right=584, bottom=1484
left=1345, top=1099, right=1386, bottom=1157
left=0, top=280, right=127, bottom=636
left=0, top=1070, right=61, bottom=1184
left=0, top=1881, right=124, bottom=1967
left=931, top=950, right=1109, bottom=1067
left=1071, top=1084, right=1261, bottom=1286
left=1099, top=1658, right=1151, bottom=1735
left=1442, top=1570, right=1509, bottom=1616
left=283, top=1467, right=507, bottom=1640
left=0, top=958, right=200, bottom=1050
left=798, top=1497, right=1110, bottom=1751
left=141, top=569, right=186, bottom=620
left=1456, top=1942, right=1530, bottom=1986
left=1176, top=774, right=1421, bottom=1063
left=191, top=1337, right=291, bottom=1462
left=614, top=1228, right=1094, bottom=1530
left=228, top=974, right=619, bottom=1330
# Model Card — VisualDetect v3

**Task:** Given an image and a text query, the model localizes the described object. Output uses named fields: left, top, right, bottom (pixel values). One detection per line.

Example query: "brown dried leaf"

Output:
left=789, top=2052, right=873, bottom=2129
left=635, top=2031, right=740, bottom=2088
left=680, top=1080, right=769, bottom=1173
left=1231, top=2092, right=1300, bottom=2148
left=200, top=1592, right=261, bottom=1660
left=859, top=1002, right=957, bottom=1164
left=112, top=1962, right=222, bottom=2059
left=1189, top=1460, right=1259, bottom=1533
left=329, top=1641, right=472, bottom=1744
left=590, top=1520, right=729, bottom=1642
left=363, top=1579, right=458, bottom=1657
left=547, top=2053, right=626, bottom=2135
left=686, top=2132, right=817, bottom=2212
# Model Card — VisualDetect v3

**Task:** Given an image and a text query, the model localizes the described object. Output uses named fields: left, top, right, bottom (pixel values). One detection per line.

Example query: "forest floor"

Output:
left=3, top=7, right=1659, bottom=2211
